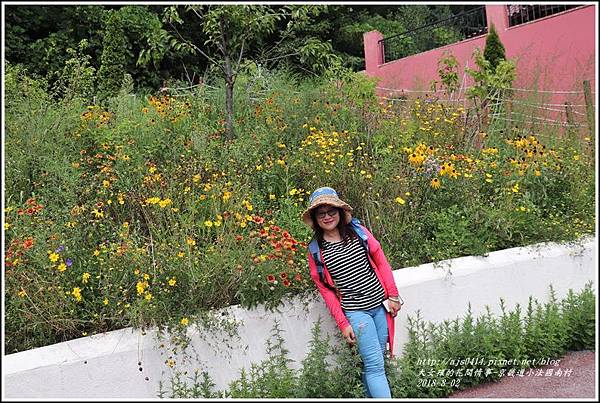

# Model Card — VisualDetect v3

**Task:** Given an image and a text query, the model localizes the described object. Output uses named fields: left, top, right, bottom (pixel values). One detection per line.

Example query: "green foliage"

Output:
left=431, top=52, right=460, bottom=98
left=483, top=24, right=506, bottom=72
left=97, top=10, right=127, bottom=100
left=160, top=283, right=595, bottom=398
left=50, top=39, right=97, bottom=102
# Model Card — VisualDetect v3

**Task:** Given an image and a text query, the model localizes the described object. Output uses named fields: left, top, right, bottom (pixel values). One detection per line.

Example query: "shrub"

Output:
left=158, top=283, right=595, bottom=398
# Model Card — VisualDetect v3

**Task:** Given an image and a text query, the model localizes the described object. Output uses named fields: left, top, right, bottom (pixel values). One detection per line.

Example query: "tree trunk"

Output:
left=224, top=55, right=235, bottom=140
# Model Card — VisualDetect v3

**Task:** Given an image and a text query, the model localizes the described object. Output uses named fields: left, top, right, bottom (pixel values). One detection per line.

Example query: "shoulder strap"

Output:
left=308, top=239, right=325, bottom=283
left=309, top=238, right=338, bottom=291
left=350, top=217, right=369, bottom=254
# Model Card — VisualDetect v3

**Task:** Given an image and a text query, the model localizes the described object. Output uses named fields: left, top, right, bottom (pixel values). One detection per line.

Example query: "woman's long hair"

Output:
left=310, top=206, right=357, bottom=247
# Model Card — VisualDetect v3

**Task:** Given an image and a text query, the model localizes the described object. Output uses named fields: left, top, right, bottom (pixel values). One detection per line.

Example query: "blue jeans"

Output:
left=345, top=306, right=391, bottom=398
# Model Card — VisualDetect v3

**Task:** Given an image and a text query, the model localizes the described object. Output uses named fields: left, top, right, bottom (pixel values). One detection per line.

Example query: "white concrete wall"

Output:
left=3, top=236, right=597, bottom=399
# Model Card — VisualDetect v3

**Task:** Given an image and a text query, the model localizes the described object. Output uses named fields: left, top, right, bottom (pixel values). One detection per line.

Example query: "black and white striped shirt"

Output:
left=322, top=235, right=385, bottom=311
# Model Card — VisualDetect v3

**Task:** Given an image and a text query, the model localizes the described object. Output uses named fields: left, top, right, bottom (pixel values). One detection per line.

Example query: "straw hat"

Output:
left=302, top=187, right=353, bottom=228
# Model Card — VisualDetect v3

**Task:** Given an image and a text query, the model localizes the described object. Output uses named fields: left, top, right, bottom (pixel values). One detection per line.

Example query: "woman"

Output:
left=303, top=186, right=402, bottom=398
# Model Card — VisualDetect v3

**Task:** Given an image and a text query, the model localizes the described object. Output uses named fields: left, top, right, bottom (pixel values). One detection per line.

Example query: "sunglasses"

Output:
left=316, top=209, right=339, bottom=219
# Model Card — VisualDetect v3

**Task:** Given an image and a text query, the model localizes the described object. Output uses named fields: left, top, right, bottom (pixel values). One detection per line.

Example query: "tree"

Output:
left=483, top=23, right=506, bottom=72
left=145, top=4, right=332, bottom=140
left=97, top=10, right=127, bottom=99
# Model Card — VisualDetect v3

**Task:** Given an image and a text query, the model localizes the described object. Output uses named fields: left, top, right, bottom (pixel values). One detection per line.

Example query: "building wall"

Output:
left=3, top=236, right=597, bottom=398
left=364, top=5, right=596, bottom=124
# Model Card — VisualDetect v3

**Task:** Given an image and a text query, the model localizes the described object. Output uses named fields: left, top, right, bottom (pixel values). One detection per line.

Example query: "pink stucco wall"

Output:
left=363, top=4, right=596, bottom=126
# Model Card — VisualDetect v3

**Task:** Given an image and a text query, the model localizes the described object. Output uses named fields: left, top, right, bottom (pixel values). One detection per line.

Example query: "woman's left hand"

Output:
left=388, top=300, right=401, bottom=317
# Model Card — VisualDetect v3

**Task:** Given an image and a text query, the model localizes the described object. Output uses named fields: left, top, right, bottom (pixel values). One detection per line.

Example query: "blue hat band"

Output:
left=309, top=187, right=338, bottom=204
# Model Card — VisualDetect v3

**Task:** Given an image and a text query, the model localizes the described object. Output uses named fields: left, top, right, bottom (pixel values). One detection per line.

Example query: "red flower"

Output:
left=283, top=279, right=291, bottom=287
left=22, top=238, right=34, bottom=250
left=235, top=235, right=244, bottom=241
left=267, top=274, right=276, bottom=283
left=270, top=225, right=281, bottom=232
left=279, top=272, right=288, bottom=279
left=258, top=229, right=269, bottom=238
left=222, top=211, right=231, bottom=219
left=253, top=216, right=265, bottom=224
left=26, top=208, right=35, bottom=215
left=26, top=198, right=37, bottom=206
left=294, top=273, right=302, bottom=281
left=282, top=231, right=290, bottom=238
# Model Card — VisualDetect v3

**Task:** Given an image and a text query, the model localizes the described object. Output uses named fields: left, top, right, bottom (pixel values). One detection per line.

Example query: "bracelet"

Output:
left=388, top=296, right=400, bottom=302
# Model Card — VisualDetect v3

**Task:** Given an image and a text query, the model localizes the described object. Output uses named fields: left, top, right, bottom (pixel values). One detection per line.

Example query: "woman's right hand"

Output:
left=342, top=325, right=356, bottom=345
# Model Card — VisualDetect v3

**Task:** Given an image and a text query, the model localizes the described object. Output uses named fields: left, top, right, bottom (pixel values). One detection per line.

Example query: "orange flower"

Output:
left=22, top=238, right=34, bottom=249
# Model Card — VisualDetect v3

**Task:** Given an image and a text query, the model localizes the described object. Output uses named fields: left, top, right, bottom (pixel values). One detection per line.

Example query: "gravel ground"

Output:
left=448, top=350, right=596, bottom=399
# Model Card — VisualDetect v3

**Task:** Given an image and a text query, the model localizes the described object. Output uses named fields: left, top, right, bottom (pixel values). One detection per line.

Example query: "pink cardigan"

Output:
left=307, top=225, right=400, bottom=356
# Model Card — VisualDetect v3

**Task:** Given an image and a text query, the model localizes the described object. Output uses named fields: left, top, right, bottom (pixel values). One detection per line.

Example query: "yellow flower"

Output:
left=222, top=191, right=232, bottom=202
left=149, top=167, right=157, bottom=174
left=186, top=238, right=196, bottom=246
left=57, top=263, right=67, bottom=272
left=49, top=252, right=60, bottom=263
left=102, top=180, right=110, bottom=188
left=93, top=249, right=100, bottom=256
left=512, top=184, right=520, bottom=193
left=136, top=281, right=148, bottom=295
left=204, top=220, right=213, bottom=227
left=143, top=273, right=150, bottom=280
left=269, top=194, right=276, bottom=200
left=180, top=317, right=189, bottom=326
left=168, top=278, right=177, bottom=286
left=408, top=153, right=425, bottom=166
left=158, top=198, right=172, bottom=208
left=82, top=272, right=91, bottom=283
left=103, top=297, right=109, bottom=305
left=395, top=197, right=406, bottom=205
left=430, top=178, right=441, bottom=189
left=4, top=222, right=11, bottom=230
left=177, top=251, right=185, bottom=258
left=145, top=293, right=152, bottom=301
left=18, top=289, right=27, bottom=298
left=71, top=287, right=82, bottom=302
left=92, top=209, right=104, bottom=218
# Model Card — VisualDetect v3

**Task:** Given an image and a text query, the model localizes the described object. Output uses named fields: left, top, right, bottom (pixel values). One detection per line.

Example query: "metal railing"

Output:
left=507, top=4, right=584, bottom=27
left=379, top=6, right=488, bottom=64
